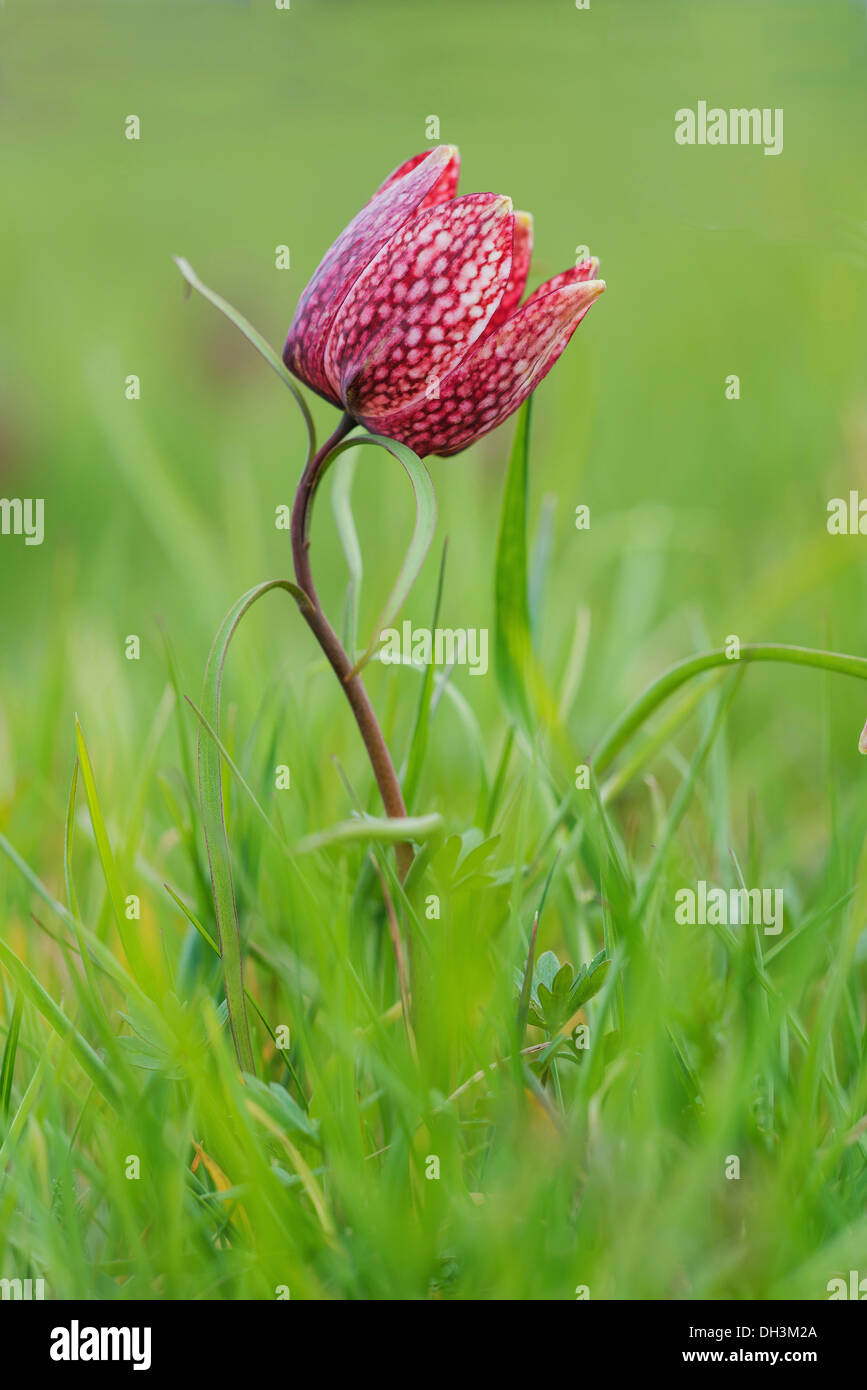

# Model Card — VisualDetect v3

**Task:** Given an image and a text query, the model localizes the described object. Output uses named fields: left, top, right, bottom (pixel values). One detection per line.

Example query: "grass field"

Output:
left=1, top=0, right=867, bottom=1301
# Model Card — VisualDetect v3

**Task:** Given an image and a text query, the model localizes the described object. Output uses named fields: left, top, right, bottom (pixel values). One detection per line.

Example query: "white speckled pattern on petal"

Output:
left=282, top=146, right=605, bottom=455
left=358, top=275, right=605, bottom=457
left=283, top=145, right=460, bottom=403
left=324, top=193, right=514, bottom=417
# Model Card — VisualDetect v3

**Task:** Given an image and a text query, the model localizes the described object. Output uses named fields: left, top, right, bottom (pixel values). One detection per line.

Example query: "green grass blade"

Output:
left=402, top=541, right=447, bottom=811
left=163, top=883, right=277, bottom=1045
left=197, top=579, right=306, bottom=1072
left=484, top=726, right=515, bottom=834
left=331, top=448, right=364, bottom=657
left=63, top=755, right=105, bottom=1006
left=528, top=492, right=557, bottom=644
left=0, top=994, right=23, bottom=1115
left=594, top=643, right=867, bottom=774
left=369, top=652, right=491, bottom=813
left=294, top=812, right=442, bottom=857
left=633, top=671, right=743, bottom=923
left=494, top=400, right=533, bottom=732
left=0, top=937, right=120, bottom=1110
left=0, top=832, right=145, bottom=1003
left=64, top=757, right=81, bottom=919
left=75, top=717, right=152, bottom=990
left=0, top=1039, right=58, bottom=1172
left=185, top=694, right=291, bottom=855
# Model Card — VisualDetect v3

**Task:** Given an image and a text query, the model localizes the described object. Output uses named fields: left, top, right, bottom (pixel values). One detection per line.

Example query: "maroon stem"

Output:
left=291, top=415, right=413, bottom=880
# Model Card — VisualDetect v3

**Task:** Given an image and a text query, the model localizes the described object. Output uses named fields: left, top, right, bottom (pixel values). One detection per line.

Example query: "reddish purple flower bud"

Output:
left=283, top=147, right=605, bottom=458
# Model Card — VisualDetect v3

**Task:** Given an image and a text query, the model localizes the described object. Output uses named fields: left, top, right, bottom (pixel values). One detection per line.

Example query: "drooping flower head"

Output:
left=284, top=146, right=605, bottom=458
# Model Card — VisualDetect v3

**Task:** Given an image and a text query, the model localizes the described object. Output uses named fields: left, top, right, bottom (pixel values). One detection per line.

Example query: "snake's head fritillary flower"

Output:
left=283, top=146, right=605, bottom=459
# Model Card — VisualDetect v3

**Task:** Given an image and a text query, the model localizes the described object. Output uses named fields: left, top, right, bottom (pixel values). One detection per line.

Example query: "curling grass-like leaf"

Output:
left=594, top=643, right=867, bottom=775
left=173, top=256, right=316, bottom=457
left=316, top=434, right=436, bottom=676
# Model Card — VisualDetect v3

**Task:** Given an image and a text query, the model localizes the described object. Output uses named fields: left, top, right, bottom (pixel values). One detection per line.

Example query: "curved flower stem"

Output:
left=291, top=415, right=413, bottom=880
left=292, top=414, right=356, bottom=605
left=593, top=642, right=867, bottom=776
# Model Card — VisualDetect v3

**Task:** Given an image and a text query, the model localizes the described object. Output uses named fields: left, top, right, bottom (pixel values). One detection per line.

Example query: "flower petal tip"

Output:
left=570, top=277, right=606, bottom=304
left=858, top=719, right=867, bottom=754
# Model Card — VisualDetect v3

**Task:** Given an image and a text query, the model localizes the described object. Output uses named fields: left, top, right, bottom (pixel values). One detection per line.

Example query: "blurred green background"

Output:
left=2, top=0, right=867, bottom=1301
left=2, top=0, right=866, bottom=842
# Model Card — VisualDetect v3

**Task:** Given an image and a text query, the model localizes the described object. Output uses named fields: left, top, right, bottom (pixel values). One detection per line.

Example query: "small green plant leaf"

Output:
left=534, top=950, right=561, bottom=995
left=552, top=963, right=574, bottom=998
left=517, top=945, right=610, bottom=1034
left=570, top=950, right=611, bottom=1009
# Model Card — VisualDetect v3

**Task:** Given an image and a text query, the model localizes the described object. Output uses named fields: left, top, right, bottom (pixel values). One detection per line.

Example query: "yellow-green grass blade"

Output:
left=74, top=717, right=153, bottom=992
left=0, top=936, right=120, bottom=1111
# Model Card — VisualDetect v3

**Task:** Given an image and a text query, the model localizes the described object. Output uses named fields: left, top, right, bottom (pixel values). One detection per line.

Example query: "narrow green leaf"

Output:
left=159, top=625, right=197, bottom=801
left=600, top=671, right=725, bottom=803
left=331, top=449, right=363, bottom=658
left=0, top=994, right=23, bottom=1115
left=163, top=882, right=277, bottom=1046
left=185, top=695, right=291, bottom=855
left=402, top=541, right=448, bottom=810
left=494, top=400, right=533, bottom=730
left=75, top=717, right=151, bottom=990
left=294, top=812, right=442, bottom=857
left=0, top=831, right=145, bottom=1005
left=484, top=726, right=515, bottom=834
left=63, top=756, right=105, bottom=1007
left=64, top=757, right=81, bottom=919
left=633, top=672, right=743, bottom=923
left=369, top=651, right=491, bottom=811
left=528, top=492, right=557, bottom=642
left=0, top=937, right=120, bottom=1110
left=0, top=1036, right=67, bottom=1171
left=594, top=642, right=867, bottom=775
left=516, top=913, right=539, bottom=1042
left=557, top=605, right=592, bottom=725
left=173, top=256, right=315, bottom=456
